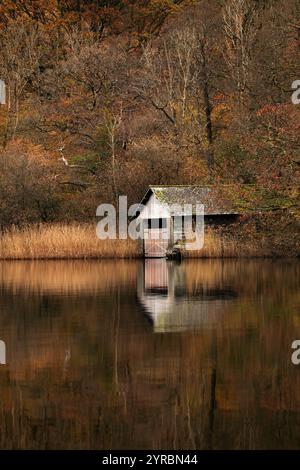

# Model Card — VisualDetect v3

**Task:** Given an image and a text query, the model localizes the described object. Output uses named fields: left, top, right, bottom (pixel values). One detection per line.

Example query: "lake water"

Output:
left=0, top=259, right=299, bottom=449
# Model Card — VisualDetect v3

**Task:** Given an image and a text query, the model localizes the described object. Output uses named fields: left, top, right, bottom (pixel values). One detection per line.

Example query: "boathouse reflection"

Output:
left=137, top=259, right=237, bottom=332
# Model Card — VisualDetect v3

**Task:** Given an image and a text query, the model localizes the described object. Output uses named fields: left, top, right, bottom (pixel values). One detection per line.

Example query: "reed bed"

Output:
left=0, top=224, right=142, bottom=259
left=181, top=228, right=271, bottom=258
left=0, top=224, right=291, bottom=260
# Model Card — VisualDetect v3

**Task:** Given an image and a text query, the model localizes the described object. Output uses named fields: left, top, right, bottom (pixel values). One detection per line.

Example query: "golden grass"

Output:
left=0, top=224, right=292, bottom=260
left=0, top=224, right=142, bottom=259
left=181, top=228, right=270, bottom=258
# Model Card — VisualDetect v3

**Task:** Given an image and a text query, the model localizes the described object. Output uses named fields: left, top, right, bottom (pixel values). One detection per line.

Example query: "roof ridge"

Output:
left=150, top=185, right=210, bottom=188
left=149, top=184, right=256, bottom=187
left=149, top=184, right=254, bottom=188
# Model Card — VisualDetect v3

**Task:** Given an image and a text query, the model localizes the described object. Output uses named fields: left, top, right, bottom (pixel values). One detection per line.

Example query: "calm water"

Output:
left=0, top=259, right=299, bottom=449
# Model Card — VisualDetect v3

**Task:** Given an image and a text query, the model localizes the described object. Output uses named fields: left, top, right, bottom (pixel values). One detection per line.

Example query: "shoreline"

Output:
left=0, top=255, right=298, bottom=260
left=0, top=223, right=298, bottom=260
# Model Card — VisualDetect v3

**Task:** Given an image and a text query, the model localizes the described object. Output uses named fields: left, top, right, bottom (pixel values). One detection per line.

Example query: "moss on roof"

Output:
left=142, top=185, right=238, bottom=215
left=140, top=185, right=297, bottom=215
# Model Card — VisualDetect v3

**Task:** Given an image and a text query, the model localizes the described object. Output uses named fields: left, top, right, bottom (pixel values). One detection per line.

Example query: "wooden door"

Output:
left=144, top=227, right=169, bottom=258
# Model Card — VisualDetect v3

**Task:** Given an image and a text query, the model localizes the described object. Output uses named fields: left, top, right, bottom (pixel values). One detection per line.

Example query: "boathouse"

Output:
left=137, top=185, right=238, bottom=258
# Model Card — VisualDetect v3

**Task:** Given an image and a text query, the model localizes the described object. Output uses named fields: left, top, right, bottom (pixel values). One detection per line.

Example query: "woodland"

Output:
left=0, top=0, right=299, bottom=255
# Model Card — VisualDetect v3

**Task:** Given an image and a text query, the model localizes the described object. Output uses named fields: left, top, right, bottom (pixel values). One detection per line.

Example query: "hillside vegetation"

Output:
left=0, top=0, right=299, bottom=255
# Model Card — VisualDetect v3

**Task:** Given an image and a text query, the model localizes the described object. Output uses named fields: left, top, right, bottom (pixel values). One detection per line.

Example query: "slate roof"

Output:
left=141, top=185, right=239, bottom=215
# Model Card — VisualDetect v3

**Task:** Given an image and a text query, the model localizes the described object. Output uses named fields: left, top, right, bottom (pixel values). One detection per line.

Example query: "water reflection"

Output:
left=0, top=259, right=299, bottom=449
left=138, top=259, right=237, bottom=332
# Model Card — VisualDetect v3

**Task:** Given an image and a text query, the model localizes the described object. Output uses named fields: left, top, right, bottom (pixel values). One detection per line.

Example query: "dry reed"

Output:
left=0, top=224, right=142, bottom=259
left=0, top=224, right=289, bottom=260
left=181, top=228, right=270, bottom=258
